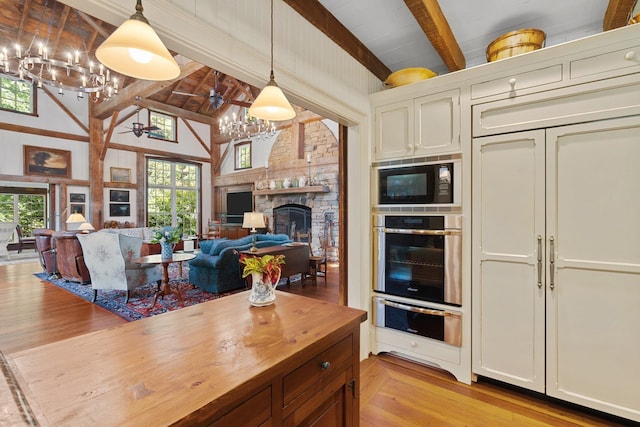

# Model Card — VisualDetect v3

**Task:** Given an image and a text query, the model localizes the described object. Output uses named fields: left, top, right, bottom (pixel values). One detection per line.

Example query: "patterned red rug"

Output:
left=35, top=264, right=245, bottom=321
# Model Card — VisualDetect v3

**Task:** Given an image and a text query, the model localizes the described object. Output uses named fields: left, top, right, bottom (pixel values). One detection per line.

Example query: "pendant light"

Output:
left=96, top=0, right=180, bottom=81
left=248, top=0, right=296, bottom=121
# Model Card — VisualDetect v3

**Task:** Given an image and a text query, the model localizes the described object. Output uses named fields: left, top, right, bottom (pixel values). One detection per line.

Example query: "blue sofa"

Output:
left=189, top=233, right=292, bottom=293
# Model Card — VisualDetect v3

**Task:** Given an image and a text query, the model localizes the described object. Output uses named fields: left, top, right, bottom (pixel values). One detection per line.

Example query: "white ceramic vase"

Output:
left=248, top=271, right=277, bottom=306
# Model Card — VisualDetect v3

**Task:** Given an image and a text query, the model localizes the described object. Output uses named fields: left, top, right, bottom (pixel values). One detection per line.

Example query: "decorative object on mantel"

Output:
left=486, top=28, right=546, bottom=62
left=150, top=226, right=181, bottom=260
left=240, top=253, right=285, bottom=306
left=247, top=0, right=296, bottom=121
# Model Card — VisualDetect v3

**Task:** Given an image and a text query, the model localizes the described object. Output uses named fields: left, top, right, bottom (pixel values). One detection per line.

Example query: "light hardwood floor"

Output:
left=0, top=259, right=629, bottom=426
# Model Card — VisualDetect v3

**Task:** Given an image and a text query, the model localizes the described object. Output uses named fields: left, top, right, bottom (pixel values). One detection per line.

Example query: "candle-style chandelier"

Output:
left=219, top=108, right=277, bottom=141
left=0, top=0, right=118, bottom=102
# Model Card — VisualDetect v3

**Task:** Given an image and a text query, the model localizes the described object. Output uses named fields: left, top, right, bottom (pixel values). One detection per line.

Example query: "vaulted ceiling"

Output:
left=0, top=0, right=637, bottom=135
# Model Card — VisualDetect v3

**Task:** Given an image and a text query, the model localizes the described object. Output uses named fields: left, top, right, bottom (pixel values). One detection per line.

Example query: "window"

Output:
left=0, top=75, right=35, bottom=114
left=146, top=158, right=199, bottom=236
left=0, top=188, right=47, bottom=240
left=234, top=140, right=252, bottom=170
left=148, top=110, right=177, bottom=141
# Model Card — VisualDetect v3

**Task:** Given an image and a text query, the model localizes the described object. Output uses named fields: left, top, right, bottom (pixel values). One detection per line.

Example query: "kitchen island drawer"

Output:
left=283, top=334, right=353, bottom=405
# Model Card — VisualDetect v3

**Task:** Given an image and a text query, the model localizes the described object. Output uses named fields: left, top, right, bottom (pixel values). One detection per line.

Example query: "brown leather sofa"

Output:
left=54, top=231, right=91, bottom=284
left=33, top=228, right=57, bottom=277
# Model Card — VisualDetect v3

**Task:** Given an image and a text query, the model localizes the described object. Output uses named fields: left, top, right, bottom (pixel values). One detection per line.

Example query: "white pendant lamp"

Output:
left=248, top=0, right=296, bottom=121
left=96, top=0, right=180, bottom=81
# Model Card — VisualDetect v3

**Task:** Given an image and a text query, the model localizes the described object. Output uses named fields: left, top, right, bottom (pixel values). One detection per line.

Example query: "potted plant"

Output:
left=151, top=226, right=181, bottom=259
left=240, top=253, right=285, bottom=306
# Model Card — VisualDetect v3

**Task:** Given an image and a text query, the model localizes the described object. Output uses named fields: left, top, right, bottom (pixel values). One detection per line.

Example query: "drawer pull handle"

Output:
left=624, top=51, right=637, bottom=62
left=508, top=78, right=517, bottom=87
left=321, top=361, right=331, bottom=370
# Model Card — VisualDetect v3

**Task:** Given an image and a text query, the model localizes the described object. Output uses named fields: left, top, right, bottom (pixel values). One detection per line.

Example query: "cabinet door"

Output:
left=545, top=116, right=640, bottom=421
left=472, top=130, right=546, bottom=392
left=415, top=89, right=460, bottom=155
left=374, top=99, right=414, bottom=161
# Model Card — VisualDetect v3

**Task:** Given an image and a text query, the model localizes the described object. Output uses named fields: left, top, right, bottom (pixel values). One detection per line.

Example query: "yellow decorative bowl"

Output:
left=384, top=67, right=437, bottom=87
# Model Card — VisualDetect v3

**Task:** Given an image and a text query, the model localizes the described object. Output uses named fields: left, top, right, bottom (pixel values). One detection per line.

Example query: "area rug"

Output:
left=34, top=264, right=244, bottom=322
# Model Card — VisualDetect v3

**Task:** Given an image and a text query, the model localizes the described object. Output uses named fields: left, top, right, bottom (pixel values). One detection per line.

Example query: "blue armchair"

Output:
left=189, top=234, right=291, bottom=293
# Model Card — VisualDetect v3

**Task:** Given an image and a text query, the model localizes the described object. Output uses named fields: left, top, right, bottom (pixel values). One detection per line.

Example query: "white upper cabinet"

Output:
left=373, top=89, right=460, bottom=161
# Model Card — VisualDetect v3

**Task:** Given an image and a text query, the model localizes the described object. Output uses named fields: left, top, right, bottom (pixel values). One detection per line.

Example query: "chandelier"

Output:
left=219, top=108, right=276, bottom=141
left=0, top=1, right=118, bottom=102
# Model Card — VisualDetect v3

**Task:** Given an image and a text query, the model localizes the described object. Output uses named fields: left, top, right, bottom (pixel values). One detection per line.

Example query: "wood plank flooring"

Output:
left=0, top=259, right=630, bottom=426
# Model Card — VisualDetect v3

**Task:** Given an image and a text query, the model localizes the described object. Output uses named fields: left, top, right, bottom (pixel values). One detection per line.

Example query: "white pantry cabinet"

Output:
left=373, top=89, right=460, bottom=161
left=472, top=116, right=640, bottom=422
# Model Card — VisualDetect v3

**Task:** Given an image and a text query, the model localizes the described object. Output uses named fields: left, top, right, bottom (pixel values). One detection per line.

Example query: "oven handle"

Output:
left=383, top=228, right=461, bottom=236
left=379, top=299, right=461, bottom=318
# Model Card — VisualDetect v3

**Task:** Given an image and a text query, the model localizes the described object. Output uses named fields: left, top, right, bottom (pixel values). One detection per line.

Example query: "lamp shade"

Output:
left=66, top=213, right=87, bottom=224
left=248, top=78, right=296, bottom=121
left=96, top=12, right=180, bottom=81
left=242, top=212, right=266, bottom=231
left=78, top=222, right=95, bottom=232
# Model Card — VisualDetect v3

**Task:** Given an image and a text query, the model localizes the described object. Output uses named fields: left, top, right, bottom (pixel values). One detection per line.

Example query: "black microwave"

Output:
left=378, top=163, right=454, bottom=205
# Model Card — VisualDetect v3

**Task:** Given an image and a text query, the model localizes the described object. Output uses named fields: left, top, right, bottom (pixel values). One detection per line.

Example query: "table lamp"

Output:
left=243, top=212, right=266, bottom=252
left=66, top=213, right=88, bottom=231
left=78, top=222, right=95, bottom=233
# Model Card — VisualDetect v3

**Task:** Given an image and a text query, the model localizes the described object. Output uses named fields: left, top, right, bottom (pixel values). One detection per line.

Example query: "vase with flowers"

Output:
left=151, top=226, right=181, bottom=260
left=240, top=253, right=285, bottom=306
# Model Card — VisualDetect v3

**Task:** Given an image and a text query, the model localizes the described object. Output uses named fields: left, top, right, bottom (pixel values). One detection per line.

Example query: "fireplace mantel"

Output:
left=253, top=185, right=330, bottom=198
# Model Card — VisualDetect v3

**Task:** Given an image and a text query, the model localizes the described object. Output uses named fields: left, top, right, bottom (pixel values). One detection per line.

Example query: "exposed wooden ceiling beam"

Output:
left=603, top=0, right=638, bottom=30
left=92, top=57, right=205, bottom=119
left=137, top=98, right=215, bottom=125
left=404, top=0, right=466, bottom=72
left=282, top=0, right=391, bottom=81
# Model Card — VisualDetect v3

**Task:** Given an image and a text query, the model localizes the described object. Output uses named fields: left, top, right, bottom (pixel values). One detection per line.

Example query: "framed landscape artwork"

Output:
left=69, top=193, right=86, bottom=203
left=109, top=203, right=130, bottom=217
left=110, top=167, right=131, bottom=183
left=24, top=146, right=71, bottom=178
left=110, top=190, right=130, bottom=202
left=70, top=204, right=85, bottom=215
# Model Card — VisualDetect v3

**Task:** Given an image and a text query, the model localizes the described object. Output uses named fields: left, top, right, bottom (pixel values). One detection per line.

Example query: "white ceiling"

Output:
left=318, top=0, right=637, bottom=76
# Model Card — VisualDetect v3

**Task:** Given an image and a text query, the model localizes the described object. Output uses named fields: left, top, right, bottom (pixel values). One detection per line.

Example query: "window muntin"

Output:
left=148, top=110, right=177, bottom=142
left=0, top=75, right=35, bottom=114
left=147, top=158, right=199, bottom=236
left=234, top=140, right=252, bottom=170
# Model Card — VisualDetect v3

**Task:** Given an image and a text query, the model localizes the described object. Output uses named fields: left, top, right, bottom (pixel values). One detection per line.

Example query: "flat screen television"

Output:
left=226, top=191, right=253, bottom=224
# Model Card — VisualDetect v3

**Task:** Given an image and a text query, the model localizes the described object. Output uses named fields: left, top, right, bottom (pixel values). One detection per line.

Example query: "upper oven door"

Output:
left=373, top=215, right=462, bottom=306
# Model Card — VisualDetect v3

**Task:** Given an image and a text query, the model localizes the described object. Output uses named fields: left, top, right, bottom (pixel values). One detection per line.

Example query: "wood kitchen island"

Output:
left=4, top=291, right=367, bottom=426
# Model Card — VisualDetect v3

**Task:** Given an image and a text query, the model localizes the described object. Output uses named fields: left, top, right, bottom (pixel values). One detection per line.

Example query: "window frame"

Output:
left=234, top=140, right=252, bottom=170
left=145, top=157, right=200, bottom=236
left=0, top=74, right=37, bottom=116
left=147, top=110, right=177, bottom=142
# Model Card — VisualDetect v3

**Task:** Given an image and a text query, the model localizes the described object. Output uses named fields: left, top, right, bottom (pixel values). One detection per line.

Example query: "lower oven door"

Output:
left=373, top=297, right=462, bottom=347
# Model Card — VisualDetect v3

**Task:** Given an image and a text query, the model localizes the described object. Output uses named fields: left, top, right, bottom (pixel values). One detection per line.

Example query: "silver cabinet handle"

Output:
left=549, top=236, right=555, bottom=289
left=537, top=235, right=542, bottom=288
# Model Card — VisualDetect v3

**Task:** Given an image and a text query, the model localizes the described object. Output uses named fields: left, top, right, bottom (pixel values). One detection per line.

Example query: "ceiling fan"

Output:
left=172, top=71, right=251, bottom=110
left=118, top=99, right=160, bottom=137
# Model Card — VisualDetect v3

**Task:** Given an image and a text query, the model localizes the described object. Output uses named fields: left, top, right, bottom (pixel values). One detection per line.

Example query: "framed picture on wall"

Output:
left=109, top=203, right=130, bottom=217
left=70, top=204, right=85, bottom=215
left=109, top=190, right=130, bottom=202
left=110, top=167, right=131, bottom=183
left=69, top=193, right=86, bottom=203
left=24, top=145, right=72, bottom=178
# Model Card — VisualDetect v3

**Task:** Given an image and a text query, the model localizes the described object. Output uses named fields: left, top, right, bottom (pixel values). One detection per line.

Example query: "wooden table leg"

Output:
left=150, top=260, right=184, bottom=308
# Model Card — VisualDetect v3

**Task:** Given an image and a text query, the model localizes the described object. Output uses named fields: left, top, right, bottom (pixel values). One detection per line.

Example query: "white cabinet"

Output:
left=472, top=116, right=640, bottom=422
left=374, top=89, right=460, bottom=161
